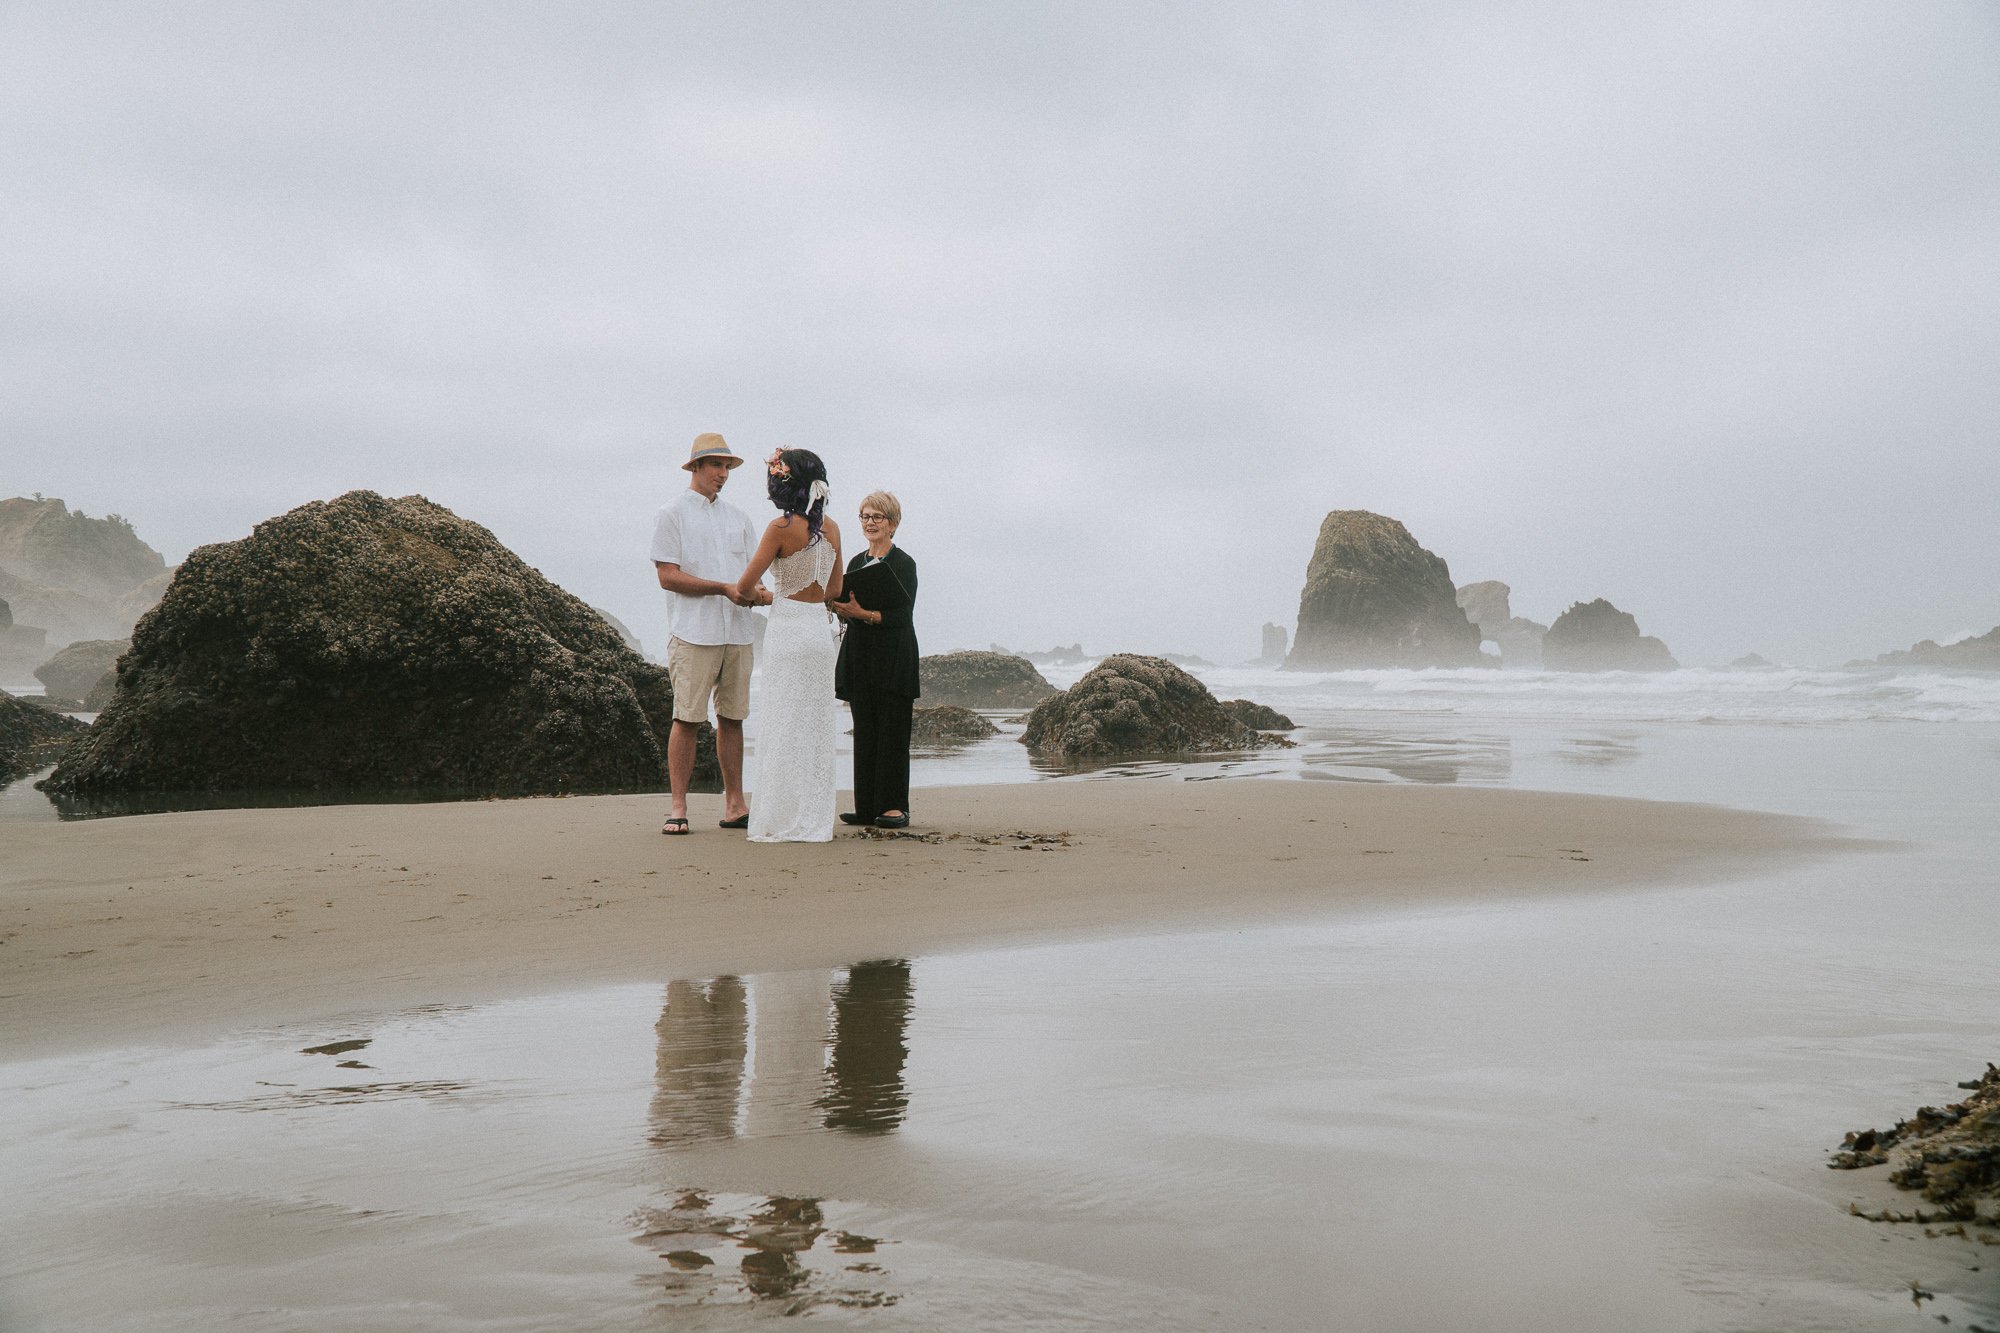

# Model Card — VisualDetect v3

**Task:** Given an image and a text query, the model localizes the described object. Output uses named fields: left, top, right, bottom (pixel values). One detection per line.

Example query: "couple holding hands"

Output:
left=649, top=433, right=919, bottom=843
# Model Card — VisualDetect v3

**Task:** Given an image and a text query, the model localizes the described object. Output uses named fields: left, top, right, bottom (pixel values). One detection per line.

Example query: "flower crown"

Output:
left=766, top=449, right=790, bottom=481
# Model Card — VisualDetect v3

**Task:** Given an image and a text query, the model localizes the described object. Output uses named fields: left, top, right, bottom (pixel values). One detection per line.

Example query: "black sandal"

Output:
left=662, top=816, right=690, bottom=835
left=718, top=814, right=749, bottom=829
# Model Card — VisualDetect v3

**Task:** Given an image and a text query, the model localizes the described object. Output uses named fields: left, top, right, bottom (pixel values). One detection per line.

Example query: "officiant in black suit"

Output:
left=831, top=491, right=919, bottom=829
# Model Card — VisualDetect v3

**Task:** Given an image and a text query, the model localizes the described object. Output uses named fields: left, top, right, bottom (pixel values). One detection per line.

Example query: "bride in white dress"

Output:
left=732, top=449, right=843, bottom=843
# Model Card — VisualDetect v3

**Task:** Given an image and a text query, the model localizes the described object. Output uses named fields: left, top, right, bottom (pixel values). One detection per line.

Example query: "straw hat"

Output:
left=682, top=432, right=745, bottom=470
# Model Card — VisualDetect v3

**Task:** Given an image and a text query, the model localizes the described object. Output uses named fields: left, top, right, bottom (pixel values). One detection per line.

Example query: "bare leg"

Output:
left=667, top=719, right=700, bottom=820
left=716, top=717, right=747, bottom=821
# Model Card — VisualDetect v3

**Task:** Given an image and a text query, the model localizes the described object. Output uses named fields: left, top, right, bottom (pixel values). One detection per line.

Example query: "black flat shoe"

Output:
left=873, top=813, right=910, bottom=829
left=838, top=812, right=870, bottom=825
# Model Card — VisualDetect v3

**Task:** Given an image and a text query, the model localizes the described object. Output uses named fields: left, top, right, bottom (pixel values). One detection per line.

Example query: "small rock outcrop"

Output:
left=1022, top=654, right=1277, bottom=758
left=1542, top=599, right=1678, bottom=672
left=1286, top=512, right=1483, bottom=669
left=1852, top=626, right=2000, bottom=671
left=1221, top=699, right=1294, bottom=731
left=1, top=691, right=86, bottom=783
left=1731, top=653, right=1774, bottom=670
left=910, top=704, right=1000, bottom=744
left=1258, top=623, right=1288, bottom=665
left=43, top=491, right=709, bottom=799
left=1830, top=1064, right=2000, bottom=1226
left=33, top=638, right=128, bottom=703
left=919, top=651, right=1057, bottom=709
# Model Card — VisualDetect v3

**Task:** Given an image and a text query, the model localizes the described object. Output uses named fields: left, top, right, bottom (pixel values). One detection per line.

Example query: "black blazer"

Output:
left=834, top=546, right=920, bottom=700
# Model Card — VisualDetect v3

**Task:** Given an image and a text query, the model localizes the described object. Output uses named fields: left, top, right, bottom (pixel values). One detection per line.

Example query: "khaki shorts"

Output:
left=667, top=637, right=754, bottom=724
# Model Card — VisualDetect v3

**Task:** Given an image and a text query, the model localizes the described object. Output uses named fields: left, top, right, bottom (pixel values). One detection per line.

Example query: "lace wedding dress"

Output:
left=748, top=537, right=838, bottom=843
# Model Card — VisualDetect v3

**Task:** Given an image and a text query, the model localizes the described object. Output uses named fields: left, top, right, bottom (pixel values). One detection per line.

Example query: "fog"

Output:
left=4, top=2, right=1997, bottom=666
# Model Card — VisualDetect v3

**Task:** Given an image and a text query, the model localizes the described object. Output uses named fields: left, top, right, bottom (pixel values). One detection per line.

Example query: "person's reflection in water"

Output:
left=649, top=977, right=748, bottom=1147
left=818, top=960, right=914, bottom=1134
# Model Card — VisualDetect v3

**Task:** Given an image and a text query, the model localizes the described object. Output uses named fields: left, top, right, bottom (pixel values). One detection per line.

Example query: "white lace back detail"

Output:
left=770, top=537, right=836, bottom=599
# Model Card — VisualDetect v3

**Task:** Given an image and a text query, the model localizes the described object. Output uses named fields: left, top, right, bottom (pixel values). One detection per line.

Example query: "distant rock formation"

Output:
left=1542, top=599, right=1678, bottom=672
left=1259, top=623, right=1288, bottom=665
left=43, top=491, right=712, bottom=799
left=919, top=651, right=1057, bottom=709
left=1221, top=698, right=1294, bottom=731
left=0, top=497, right=169, bottom=646
left=592, top=606, right=643, bottom=654
left=33, top=638, right=128, bottom=704
left=1010, top=643, right=1090, bottom=667
left=1022, top=654, right=1282, bottom=758
left=1287, top=512, right=1483, bottom=669
left=1731, top=653, right=1774, bottom=670
left=1454, top=580, right=1547, bottom=669
left=910, top=705, right=1000, bottom=745
left=1, top=690, right=86, bottom=784
left=1850, top=626, right=2000, bottom=670
left=0, top=596, right=50, bottom=683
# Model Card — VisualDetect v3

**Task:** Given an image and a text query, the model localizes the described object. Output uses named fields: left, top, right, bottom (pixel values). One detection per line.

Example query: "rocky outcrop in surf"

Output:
left=0, top=690, right=86, bottom=784
left=1455, top=581, right=1547, bottom=668
left=1851, top=626, right=2000, bottom=671
left=1541, top=599, right=1678, bottom=672
left=1221, top=699, right=1294, bottom=731
left=42, top=490, right=711, bottom=799
left=33, top=638, right=127, bottom=706
left=918, top=651, right=1056, bottom=709
left=910, top=704, right=1000, bottom=744
left=1021, top=654, right=1280, bottom=758
left=1286, top=512, right=1483, bottom=669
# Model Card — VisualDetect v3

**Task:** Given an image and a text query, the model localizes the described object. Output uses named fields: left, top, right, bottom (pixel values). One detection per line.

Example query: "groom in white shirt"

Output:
left=650, top=433, right=770, bottom=834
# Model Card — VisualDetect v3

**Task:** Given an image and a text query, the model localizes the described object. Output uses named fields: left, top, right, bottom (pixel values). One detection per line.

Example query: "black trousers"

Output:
left=848, top=692, right=914, bottom=819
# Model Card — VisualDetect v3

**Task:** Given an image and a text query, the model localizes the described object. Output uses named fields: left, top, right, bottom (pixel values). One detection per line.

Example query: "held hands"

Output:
left=728, top=583, right=773, bottom=608
left=829, top=593, right=877, bottom=625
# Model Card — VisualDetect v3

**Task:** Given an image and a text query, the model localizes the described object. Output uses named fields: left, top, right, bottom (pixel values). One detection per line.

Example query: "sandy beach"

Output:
left=0, top=779, right=1840, bottom=1062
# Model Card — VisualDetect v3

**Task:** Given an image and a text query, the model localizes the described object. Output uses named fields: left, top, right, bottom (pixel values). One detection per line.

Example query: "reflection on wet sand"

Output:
left=1301, top=726, right=1513, bottom=785
left=639, top=963, right=915, bottom=1309
left=820, top=960, right=914, bottom=1134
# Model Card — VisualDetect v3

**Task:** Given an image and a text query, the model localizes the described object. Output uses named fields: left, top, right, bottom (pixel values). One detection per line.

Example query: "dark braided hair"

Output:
left=765, top=448, right=829, bottom=542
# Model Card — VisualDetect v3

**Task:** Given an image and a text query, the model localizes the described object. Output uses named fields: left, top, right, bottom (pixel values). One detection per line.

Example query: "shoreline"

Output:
left=0, top=779, right=1861, bottom=1061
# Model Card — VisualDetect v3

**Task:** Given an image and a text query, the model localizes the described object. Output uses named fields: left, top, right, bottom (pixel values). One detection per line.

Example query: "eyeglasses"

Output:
left=858, top=512, right=889, bottom=523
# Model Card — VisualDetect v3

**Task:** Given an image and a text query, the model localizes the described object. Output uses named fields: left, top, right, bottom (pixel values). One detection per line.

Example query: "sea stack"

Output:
left=43, top=490, right=708, bottom=799
left=1542, top=599, right=1678, bottom=672
left=1454, top=581, right=1547, bottom=669
left=1285, top=511, right=1483, bottom=670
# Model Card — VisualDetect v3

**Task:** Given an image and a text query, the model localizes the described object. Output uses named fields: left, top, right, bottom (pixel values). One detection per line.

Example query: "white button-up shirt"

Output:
left=651, top=488, right=760, bottom=646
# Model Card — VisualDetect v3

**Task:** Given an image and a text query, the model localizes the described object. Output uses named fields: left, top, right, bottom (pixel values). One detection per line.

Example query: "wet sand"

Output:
left=0, top=780, right=1849, bottom=1060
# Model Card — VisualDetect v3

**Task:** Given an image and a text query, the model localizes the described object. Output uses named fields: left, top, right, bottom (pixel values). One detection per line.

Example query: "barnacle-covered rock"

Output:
left=0, top=690, right=87, bottom=783
left=1022, top=654, right=1278, bottom=758
left=1831, top=1063, right=2000, bottom=1225
left=918, top=651, right=1055, bottom=709
left=43, top=491, right=709, bottom=799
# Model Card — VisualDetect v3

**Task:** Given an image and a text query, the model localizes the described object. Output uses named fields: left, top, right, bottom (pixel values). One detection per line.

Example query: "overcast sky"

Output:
left=4, top=2, right=1997, bottom=666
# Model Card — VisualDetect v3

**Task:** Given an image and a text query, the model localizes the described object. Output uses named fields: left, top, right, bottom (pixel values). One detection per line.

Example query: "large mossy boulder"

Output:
left=1542, top=598, right=1678, bottom=672
left=1022, top=654, right=1274, bottom=758
left=1286, top=511, right=1484, bottom=669
left=1, top=691, right=86, bottom=784
left=33, top=637, right=128, bottom=703
left=918, top=650, right=1056, bottom=709
left=43, top=490, right=708, bottom=798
